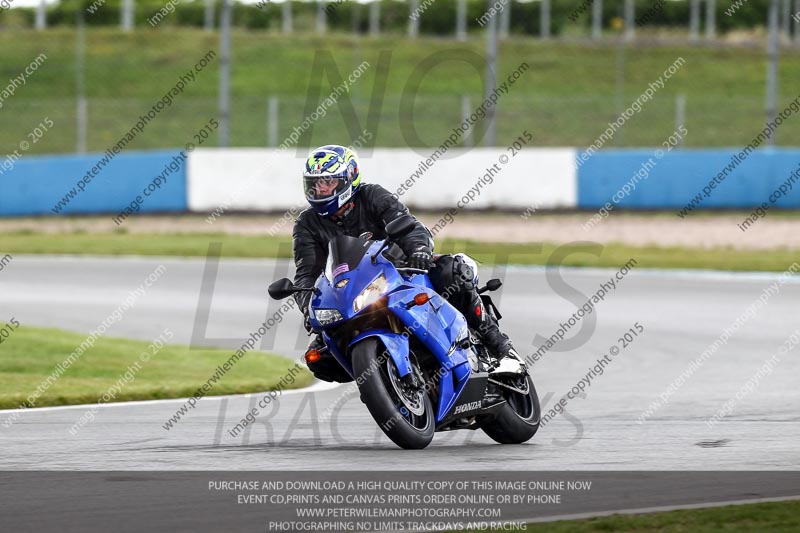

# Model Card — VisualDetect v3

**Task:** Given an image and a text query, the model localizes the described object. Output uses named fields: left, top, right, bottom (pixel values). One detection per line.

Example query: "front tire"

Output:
left=351, top=338, right=434, bottom=450
left=481, top=374, right=540, bottom=444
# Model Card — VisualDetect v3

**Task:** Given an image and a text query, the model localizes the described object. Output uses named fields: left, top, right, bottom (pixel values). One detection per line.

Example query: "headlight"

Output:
left=314, top=308, right=343, bottom=326
left=353, top=274, right=388, bottom=313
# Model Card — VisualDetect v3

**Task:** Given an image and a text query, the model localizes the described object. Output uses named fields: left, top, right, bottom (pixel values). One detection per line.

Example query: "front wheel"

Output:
left=481, top=374, right=540, bottom=444
left=351, top=338, right=434, bottom=450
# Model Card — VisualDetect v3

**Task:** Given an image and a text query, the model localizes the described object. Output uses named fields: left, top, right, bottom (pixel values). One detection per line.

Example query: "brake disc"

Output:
left=386, top=358, right=425, bottom=417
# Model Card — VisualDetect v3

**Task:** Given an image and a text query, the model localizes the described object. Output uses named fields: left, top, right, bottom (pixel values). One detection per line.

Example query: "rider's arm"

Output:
left=292, top=218, right=326, bottom=317
left=365, top=184, right=434, bottom=254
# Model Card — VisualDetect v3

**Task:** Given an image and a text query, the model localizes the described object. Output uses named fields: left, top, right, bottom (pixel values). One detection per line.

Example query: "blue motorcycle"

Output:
left=269, top=217, right=540, bottom=449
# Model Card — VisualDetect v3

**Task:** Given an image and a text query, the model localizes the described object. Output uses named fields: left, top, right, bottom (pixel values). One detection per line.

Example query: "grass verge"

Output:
left=463, top=499, right=800, bottom=533
left=1, top=231, right=799, bottom=272
left=0, top=325, right=312, bottom=410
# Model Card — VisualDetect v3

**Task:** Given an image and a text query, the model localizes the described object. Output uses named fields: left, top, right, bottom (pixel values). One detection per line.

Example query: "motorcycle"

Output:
left=268, top=216, right=540, bottom=449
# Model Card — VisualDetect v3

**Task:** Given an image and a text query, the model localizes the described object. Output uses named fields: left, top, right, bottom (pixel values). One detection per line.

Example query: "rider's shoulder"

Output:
left=360, top=182, right=392, bottom=200
left=293, top=207, right=318, bottom=229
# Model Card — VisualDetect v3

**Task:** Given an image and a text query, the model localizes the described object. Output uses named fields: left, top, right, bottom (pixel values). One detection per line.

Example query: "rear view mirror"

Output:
left=485, top=279, right=503, bottom=292
left=268, top=278, right=296, bottom=300
left=385, top=216, right=416, bottom=239
left=478, top=279, right=503, bottom=294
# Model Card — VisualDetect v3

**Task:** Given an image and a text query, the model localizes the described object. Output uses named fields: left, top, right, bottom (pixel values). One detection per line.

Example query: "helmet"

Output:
left=302, top=145, right=361, bottom=217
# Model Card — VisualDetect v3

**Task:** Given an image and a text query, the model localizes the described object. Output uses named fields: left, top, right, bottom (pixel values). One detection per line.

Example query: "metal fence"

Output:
left=2, top=1, right=797, bottom=155
left=5, top=93, right=798, bottom=156
left=8, top=0, right=800, bottom=42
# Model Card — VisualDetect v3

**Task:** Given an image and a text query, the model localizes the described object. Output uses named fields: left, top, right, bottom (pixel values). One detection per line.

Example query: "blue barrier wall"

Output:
left=577, top=148, right=800, bottom=210
left=3, top=148, right=800, bottom=216
left=0, top=150, right=187, bottom=216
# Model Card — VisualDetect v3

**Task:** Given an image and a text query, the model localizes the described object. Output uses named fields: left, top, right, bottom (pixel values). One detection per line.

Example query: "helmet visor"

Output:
left=304, top=175, right=348, bottom=202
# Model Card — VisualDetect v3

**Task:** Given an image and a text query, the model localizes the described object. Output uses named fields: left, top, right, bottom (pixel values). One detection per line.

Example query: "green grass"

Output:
left=464, top=499, right=800, bottom=533
left=0, top=325, right=313, bottom=409
left=1, top=231, right=799, bottom=272
left=2, top=28, right=799, bottom=153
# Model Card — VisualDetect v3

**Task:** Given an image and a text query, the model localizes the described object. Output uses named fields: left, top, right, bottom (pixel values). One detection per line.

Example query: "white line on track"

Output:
left=0, top=380, right=342, bottom=415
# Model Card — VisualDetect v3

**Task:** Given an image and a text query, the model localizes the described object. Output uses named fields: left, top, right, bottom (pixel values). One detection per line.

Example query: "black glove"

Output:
left=407, top=246, right=434, bottom=270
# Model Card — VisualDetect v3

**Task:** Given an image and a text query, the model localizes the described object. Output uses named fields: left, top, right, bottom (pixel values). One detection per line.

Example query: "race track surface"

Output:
left=1, top=255, right=799, bottom=471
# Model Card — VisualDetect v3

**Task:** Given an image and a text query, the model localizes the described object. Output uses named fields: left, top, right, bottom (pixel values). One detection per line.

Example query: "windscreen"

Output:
left=325, top=235, right=373, bottom=281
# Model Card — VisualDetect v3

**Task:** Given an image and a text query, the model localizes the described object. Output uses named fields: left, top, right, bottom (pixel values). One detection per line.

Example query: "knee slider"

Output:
left=431, top=255, right=475, bottom=298
left=453, top=255, right=476, bottom=290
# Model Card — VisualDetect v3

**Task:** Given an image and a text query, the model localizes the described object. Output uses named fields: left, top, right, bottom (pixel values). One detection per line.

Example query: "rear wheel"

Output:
left=351, top=338, right=434, bottom=450
left=481, top=374, right=540, bottom=444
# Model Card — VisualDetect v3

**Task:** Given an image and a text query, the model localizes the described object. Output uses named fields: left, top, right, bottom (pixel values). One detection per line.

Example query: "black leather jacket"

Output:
left=292, top=183, right=433, bottom=316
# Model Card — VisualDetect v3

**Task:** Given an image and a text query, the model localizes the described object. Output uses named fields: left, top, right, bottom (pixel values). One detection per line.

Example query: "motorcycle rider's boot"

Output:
left=457, top=283, right=525, bottom=377
left=429, top=253, right=525, bottom=377
left=492, top=347, right=526, bottom=377
left=479, top=320, right=526, bottom=377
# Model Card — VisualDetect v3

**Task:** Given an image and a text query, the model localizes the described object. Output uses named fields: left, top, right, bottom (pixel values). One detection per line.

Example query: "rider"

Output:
left=292, top=144, right=524, bottom=382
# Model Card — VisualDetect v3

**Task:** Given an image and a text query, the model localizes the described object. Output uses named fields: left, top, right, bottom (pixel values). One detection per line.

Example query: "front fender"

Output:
left=348, top=329, right=411, bottom=378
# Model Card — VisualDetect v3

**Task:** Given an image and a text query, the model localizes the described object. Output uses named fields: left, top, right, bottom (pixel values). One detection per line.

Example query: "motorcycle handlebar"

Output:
left=395, top=266, right=428, bottom=274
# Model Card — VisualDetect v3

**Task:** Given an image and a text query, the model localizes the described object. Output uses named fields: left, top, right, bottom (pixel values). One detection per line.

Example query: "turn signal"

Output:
left=413, top=293, right=430, bottom=306
left=305, top=349, right=321, bottom=364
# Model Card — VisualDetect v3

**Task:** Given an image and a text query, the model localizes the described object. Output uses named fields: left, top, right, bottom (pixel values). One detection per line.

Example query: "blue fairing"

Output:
left=308, top=239, right=475, bottom=423
left=349, top=330, right=412, bottom=378
left=383, top=286, right=473, bottom=421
